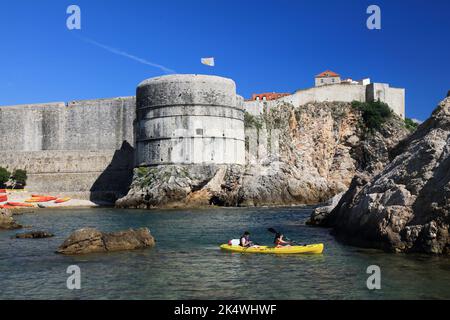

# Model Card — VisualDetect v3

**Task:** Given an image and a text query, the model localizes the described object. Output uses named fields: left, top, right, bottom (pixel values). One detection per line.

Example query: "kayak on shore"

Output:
left=54, top=197, right=71, bottom=204
left=6, top=202, right=35, bottom=208
left=220, top=243, right=324, bottom=254
left=25, top=196, right=58, bottom=203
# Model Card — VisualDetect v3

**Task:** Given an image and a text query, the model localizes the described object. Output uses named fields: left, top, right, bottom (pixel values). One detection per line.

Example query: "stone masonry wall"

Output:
left=0, top=97, right=136, bottom=201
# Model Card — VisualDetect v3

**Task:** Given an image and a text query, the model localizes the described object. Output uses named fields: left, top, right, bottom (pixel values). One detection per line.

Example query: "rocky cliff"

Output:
left=117, top=101, right=409, bottom=209
left=323, top=97, right=450, bottom=254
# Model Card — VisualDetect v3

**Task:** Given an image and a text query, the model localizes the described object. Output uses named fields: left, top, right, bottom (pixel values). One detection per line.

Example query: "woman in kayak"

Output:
left=274, top=233, right=291, bottom=247
left=240, top=231, right=254, bottom=247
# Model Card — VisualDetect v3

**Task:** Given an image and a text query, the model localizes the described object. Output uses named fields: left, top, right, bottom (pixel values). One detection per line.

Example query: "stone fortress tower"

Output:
left=136, top=74, right=245, bottom=166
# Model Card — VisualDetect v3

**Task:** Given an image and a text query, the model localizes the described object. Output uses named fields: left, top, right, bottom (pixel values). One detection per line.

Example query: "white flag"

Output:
left=201, top=57, right=215, bottom=67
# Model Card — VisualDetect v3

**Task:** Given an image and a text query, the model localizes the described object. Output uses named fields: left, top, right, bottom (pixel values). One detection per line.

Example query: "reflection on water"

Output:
left=0, top=207, right=449, bottom=300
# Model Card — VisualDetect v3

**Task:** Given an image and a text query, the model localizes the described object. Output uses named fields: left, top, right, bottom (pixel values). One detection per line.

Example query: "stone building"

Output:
left=315, top=70, right=341, bottom=86
left=245, top=71, right=405, bottom=119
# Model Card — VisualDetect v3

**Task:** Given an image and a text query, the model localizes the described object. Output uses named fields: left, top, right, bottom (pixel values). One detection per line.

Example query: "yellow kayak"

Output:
left=220, top=243, right=324, bottom=254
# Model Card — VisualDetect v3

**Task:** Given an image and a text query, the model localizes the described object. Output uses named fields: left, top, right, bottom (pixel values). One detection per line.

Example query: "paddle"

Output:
left=267, top=228, right=303, bottom=246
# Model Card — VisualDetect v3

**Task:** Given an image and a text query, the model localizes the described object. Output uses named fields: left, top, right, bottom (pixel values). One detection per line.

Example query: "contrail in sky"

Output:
left=77, top=36, right=176, bottom=74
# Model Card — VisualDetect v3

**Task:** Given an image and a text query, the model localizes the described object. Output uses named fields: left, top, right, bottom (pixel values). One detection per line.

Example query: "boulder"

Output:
left=15, top=231, right=54, bottom=239
left=306, top=192, right=345, bottom=226
left=57, top=227, right=155, bottom=255
left=0, top=208, right=22, bottom=230
left=327, top=97, right=450, bottom=254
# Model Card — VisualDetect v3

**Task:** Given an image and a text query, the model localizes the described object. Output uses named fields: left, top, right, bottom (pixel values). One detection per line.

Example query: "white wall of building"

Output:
left=244, top=82, right=405, bottom=119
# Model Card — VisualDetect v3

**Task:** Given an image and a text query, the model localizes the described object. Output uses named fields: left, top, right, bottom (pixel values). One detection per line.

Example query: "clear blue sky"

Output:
left=0, top=0, right=449, bottom=121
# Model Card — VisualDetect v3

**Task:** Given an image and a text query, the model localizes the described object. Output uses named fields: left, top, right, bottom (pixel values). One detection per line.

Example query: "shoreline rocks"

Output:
left=0, top=208, right=23, bottom=230
left=57, top=227, right=155, bottom=255
left=15, top=231, right=54, bottom=239
left=306, top=192, right=344, bottom=226
left=323, top=97, right=450, bottom=254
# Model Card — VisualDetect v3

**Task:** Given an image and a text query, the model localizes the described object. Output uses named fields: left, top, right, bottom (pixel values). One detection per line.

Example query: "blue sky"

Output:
left=0, top=0, right=449, bottom=121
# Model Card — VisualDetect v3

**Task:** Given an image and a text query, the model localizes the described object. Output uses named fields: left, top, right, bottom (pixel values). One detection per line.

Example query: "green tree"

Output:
left=404, top=118, right=419, bottom=132
left=11, top=169, right=27, bottom=189
left=352, top=100, right=393, bottom=132
left=0, top=167, right=10, bottom=188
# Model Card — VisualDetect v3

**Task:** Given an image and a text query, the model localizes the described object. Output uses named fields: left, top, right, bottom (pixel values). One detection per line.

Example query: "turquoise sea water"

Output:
left=0, top=207, right=449, bottom=300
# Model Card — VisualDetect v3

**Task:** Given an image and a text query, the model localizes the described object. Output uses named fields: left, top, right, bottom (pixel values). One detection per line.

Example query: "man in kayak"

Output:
left=240, top=231, right=254, bottom=247
left=274, top=233, right=291, bottom=247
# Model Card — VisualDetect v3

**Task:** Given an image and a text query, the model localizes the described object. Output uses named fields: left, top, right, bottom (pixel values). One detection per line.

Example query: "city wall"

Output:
left=0, top=97, right=136, bottom=201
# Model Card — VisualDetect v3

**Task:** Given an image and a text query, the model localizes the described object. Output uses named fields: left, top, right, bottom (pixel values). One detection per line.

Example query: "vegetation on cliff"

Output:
left=244, top=112, right=263, bottom=130
left=404, top=117, right=419, bottom=132
left=351, top=100, right=393, bottom=132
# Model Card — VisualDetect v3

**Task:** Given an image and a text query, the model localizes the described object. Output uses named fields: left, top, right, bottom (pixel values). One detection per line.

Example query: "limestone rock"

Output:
left=57, top=227, right=155, bottom=255
left=306, top=192, right=345, bottom=226
left=326, top=97, right=450, bottom=254
left=238, top=102, right=408, bottom=206
left=116, top=165, right=239, bottom=208
left=15, top=231, right=54, bottom=239
left=0, top=208, right=22, bottom=230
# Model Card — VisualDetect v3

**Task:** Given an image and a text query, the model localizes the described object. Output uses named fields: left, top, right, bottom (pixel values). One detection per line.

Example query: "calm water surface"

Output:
left=0, top=207, right=449, bottom=300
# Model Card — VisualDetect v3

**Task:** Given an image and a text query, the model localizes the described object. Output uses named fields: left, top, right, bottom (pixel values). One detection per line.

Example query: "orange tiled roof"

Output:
left=251, top=92, right=291, bottom=101
left=315, top=70, right=340, bottom=78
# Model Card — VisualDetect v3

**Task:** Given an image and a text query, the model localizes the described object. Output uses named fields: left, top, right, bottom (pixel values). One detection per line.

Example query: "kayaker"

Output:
left=240, top=231, right=254, bottom=247
left=274, top=233, right=291, bottom=247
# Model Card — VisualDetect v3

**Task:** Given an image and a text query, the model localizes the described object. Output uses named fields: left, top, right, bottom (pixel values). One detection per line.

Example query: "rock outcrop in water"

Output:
left=57, top=227, right=155, bottom=255
left=324, top=97, right=450, bottom=254
left=15, top=231, right=54, bottom=239
left=116, top=165, right=244, bottom=208
left=0, top=208, right=22, bottom=230
left=307, top=192, right=344, bottom=226
left=117, top=101, right=409, bottom=208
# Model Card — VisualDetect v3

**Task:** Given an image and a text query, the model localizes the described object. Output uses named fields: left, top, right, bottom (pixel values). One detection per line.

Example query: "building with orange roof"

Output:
left=244, top=70, right=405, bottom=119
left=315, top=70, right=341, bottom=87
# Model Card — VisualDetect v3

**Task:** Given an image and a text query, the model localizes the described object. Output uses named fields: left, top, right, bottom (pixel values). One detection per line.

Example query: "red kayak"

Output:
left=26, top=196, right=58, bottom=202
left=0, top=205, right=15, bottom=209
left=0, top=195, right=7, bottom=202
left=6, top=202, right=35, bottom=208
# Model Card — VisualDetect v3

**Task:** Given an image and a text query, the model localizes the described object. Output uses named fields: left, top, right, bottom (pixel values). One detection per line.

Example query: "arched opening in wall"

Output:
left=255, top=96, right=260, bottom=101
left=262, top=96, right=267, bottom=101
